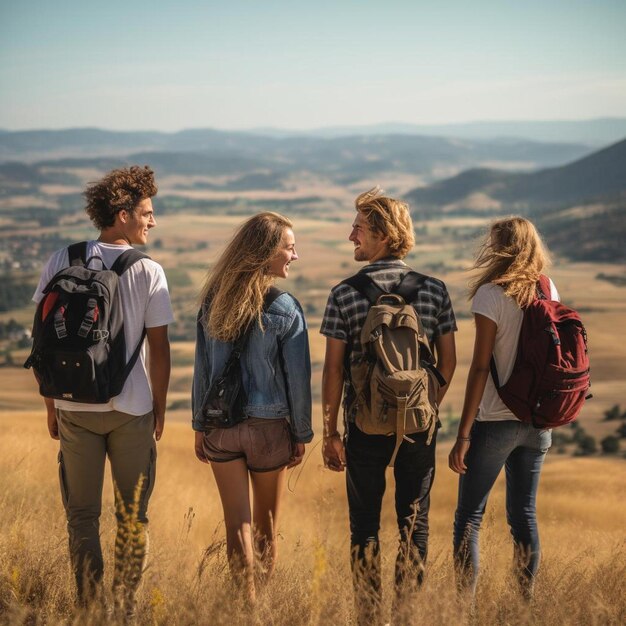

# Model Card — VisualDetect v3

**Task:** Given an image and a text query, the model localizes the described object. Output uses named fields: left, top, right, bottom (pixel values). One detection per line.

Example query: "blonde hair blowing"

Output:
left=469, top=216, right=551, bottom=308
left=199, top=212, right=292, bottom=342
left=355, top=187, right=415, bottom=258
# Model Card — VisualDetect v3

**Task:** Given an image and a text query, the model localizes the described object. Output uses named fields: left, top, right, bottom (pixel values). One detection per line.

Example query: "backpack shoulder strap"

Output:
left=342, top=273, right=386, bottom=304
left=264, top=286, right=285, bottom=310
left=68, top=241, right=88, bottom=267
left=537, top=274, right=552, bottom=301
left=394, top=271, right=427, bottom=303
left=110, top=249, right=150, bottom=276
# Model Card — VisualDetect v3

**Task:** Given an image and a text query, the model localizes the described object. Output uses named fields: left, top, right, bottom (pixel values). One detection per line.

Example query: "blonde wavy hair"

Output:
left=199, top=212, right=292, bottom=342
left=356, top=186, right=415, bottom=258
left=469, top=216, right=551, bottom=308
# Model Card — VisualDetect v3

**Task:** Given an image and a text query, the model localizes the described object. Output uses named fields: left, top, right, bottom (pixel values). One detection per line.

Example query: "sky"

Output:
left=0, top=0, right=625, bottom=131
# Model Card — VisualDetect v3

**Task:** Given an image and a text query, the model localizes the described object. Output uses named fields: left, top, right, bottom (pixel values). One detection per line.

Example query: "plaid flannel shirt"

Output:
left=320, top=257, right=457, bottom=421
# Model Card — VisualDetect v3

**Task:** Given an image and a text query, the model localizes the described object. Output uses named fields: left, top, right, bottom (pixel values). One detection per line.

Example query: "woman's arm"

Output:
left=192, top=310, right=210, bottom=432
left=448, top=313, right=497, bottom=474
left=280, top=304, right=314, bottom=444
left=192, top=310, right=212, bottom=462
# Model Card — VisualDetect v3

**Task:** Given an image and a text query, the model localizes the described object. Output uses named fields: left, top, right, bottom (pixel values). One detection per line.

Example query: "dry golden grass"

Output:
left=0, top=411, right=624, bottom=625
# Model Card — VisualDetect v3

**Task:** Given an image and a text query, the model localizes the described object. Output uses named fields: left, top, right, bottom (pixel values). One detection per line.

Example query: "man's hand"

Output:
left=194, top=431, right=209, bottom=463
left=154, top=410, right=165, bottom=441
left=323, top=433, right=345, bottom=472
left=287, top=442, right=305, bottom=469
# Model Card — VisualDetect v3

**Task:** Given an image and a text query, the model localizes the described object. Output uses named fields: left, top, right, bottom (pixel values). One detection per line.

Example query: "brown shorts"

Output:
left=202, top=417, right=293, bottom=472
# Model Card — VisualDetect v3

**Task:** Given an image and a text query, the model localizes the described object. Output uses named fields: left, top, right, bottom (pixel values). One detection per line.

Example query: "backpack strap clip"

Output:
left=77, top=298, right=99, bottom=338
left=54, top=306, right=68, bottom=339
left=546, top=325, right=561, bottom=346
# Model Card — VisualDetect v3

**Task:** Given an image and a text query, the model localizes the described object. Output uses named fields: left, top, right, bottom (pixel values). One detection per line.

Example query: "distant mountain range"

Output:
left=406, top=139, right=626, bottom=262
left=251, top=117, right=626, bottom=146
left=0, top=128, right=597, bottom=184
left=2, top=118, right=625, bottom=157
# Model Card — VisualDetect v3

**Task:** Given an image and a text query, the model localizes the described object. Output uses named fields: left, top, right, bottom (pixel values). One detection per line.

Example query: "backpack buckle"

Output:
left=545, top=326, right=561, bottom=345
left=92, top=329, right=109, bottom=341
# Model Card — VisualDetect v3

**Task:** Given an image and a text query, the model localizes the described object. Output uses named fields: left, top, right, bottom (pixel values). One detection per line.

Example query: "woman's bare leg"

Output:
left=210, top=459, right=255, bottom=602
left=250, top=467, right=287, bottom=585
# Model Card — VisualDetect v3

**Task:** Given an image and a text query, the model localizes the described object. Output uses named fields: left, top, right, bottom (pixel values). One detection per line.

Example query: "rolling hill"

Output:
left=406, top=139, right=626, bottom=262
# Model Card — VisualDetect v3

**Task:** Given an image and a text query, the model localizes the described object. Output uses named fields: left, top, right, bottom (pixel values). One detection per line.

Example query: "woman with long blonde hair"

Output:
left=449, top=216, right=556, bottom=598
left=192, top=212, right=312, bottom=603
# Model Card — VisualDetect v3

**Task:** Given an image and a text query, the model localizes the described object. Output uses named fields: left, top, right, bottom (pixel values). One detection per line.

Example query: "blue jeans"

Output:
left=453, top=420, right=551, bottom=595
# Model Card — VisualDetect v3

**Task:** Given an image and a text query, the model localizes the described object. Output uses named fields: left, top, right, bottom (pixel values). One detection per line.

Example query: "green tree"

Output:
left=603, top=405, right=621, bottom=421
left=576, top=434, right=597, bottom=456
left=572, top=426, right=588, bottom=444
left=601, top=436, right=620, bottom=454
left=3, top=350, right=14, bottom=367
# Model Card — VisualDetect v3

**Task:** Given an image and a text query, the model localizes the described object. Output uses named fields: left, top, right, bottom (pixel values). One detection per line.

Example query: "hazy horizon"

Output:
left=0, top=116, right=625, bottom=134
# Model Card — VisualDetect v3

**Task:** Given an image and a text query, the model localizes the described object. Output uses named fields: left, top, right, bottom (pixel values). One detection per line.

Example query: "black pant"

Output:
left=345, top=422, right=437, bottom=621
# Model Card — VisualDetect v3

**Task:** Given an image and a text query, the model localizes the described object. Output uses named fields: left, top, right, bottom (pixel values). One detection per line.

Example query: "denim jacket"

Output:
left=192, top=292, right=313, bottom=443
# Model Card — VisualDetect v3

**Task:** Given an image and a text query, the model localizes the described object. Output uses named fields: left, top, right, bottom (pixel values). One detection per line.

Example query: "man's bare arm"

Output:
left=146, top=325, right=171, bottom=441
left=434, top=331, right=457, bottom=405
left=321, top=337, right=346, bottom=471
left=43, top=396, right=58, bottom=439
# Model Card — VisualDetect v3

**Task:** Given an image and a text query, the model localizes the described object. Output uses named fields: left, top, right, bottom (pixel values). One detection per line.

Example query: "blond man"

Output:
left=320, top=187, right=457, bottom=623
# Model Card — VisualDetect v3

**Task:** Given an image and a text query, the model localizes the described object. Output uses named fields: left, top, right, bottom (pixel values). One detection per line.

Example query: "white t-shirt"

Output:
left=33, top=241, right=175, bottom=415
left=472, top=280, right=559, bottom=422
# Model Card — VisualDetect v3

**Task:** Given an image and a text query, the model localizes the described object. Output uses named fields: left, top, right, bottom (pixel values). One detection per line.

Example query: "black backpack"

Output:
left=24, top=241, right=149, bottom=403
left=199, top=287, right=284, bottom=430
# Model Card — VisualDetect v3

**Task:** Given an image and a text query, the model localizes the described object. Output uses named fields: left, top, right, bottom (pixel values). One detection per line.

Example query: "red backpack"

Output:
left=490, top=275, right=591, bottom=428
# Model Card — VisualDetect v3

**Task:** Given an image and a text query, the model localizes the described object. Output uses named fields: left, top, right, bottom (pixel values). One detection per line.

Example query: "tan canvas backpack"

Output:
left=343, top=272, right=446, bottom=466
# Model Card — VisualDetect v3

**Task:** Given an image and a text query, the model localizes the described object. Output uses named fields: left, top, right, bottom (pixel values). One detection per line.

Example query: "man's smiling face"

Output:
left=349, top=211, right=388, bottom=263
left=120, top=197, right=156, bottom=245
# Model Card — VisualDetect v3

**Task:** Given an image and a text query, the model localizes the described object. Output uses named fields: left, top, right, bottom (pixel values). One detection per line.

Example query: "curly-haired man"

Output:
left=32, top=166, right=173, bottom=616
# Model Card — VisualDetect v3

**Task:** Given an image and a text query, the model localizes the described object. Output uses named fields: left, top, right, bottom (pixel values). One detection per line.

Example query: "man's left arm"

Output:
left=44, top=397, right=58, bottom=439
left=434, top=331, right=456, bottom=405
left=146, top=325, right=171, bottom=441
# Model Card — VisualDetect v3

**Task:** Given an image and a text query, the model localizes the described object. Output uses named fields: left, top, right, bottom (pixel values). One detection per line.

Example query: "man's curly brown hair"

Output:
left=84, top=165, right=158, bottom=230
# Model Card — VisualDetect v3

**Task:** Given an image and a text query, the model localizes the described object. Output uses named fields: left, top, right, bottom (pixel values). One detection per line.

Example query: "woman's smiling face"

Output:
left=268, top=227, right=298, bottom=278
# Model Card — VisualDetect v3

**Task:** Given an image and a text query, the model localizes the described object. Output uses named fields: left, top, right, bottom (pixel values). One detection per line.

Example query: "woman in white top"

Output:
left=449, top=217, right=555, bottom=598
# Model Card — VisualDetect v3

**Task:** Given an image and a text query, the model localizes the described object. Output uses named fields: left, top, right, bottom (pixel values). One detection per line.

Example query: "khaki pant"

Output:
left=57, top=409, right=156, bottom=605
